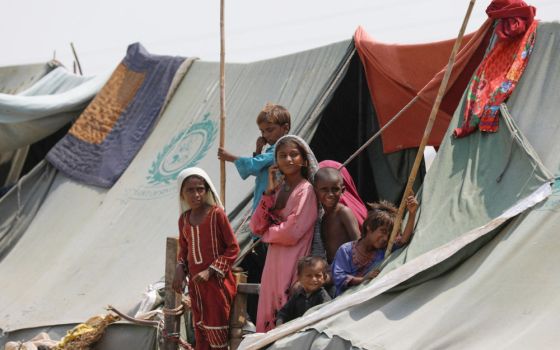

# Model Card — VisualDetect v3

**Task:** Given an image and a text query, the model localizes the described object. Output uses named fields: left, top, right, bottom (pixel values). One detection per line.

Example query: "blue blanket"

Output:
left=47, top=43, right=186, bottom=187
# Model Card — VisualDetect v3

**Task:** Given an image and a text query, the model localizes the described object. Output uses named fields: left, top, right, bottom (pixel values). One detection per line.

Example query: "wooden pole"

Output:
left=163, top=237, right=180, bottom=350
left=229, top=267, right=247, bottom=350
left=70, top=42, right=83, bottom=76
left=219, top=0, right=227, bottom=206
left=385, top=0, right=477, bottom=257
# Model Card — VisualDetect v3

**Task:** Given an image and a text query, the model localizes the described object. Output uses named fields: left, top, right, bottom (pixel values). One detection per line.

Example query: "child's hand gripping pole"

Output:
left=385, top=0, right=476, bottom=257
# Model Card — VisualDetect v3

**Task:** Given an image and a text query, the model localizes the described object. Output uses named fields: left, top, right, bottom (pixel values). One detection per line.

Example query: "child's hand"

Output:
left=366, top=269, right=381, bottom=280
left=217, top=147, right=237, bottom=162
left=194, top=268, right=211, bottom=283
left=406, top=193, right=419, bottom=215
left=255, top=137, right=267, bottom=154
left=266, top=165, right=281, bottom=195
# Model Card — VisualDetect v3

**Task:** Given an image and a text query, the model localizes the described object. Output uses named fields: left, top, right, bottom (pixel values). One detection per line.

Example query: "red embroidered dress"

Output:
left=178, top=206, right=239, bottom=350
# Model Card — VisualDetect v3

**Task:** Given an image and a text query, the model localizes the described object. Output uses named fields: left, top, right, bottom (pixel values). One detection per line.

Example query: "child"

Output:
left=314, top=166, right=361, bottom=265
left=276, top=256, right=331, bottom=327
left=217, top=103, right=291, bottom=213
left=318, top=160, right=368, bottom=226
left=331, top=195, right=418, bottom=296
left=172, top=167, right=240, bottom=350
left=249, top=135, right=319, bottom=332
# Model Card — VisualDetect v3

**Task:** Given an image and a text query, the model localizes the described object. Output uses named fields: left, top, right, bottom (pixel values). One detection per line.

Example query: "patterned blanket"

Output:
left=454, top=1, right=537, bottom=138
left=47, top=43, right=189, bottom=187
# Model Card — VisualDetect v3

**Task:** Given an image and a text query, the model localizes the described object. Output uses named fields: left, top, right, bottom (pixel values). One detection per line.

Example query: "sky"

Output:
left=1, top=0, right=558, bottom=76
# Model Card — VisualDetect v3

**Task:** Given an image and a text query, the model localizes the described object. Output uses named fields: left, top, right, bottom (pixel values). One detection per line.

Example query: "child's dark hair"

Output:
left=361, top=203, right=396, bottom=238
left=275, top=138, right=309, bottom=179
left=182, top=174, right=210, bottom=192
left=297, top=256, right=327, bottom=276
left=256, top=103, right=291, bottom=131
left=366, top=200, right=397, bottom=214
left=313, top=167, right=342, bottom=187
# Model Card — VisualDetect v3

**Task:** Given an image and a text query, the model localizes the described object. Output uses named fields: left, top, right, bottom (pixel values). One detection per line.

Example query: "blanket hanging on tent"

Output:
left=354, top=20, right=493, bottom=153
left=454, top=19, right=537, bottom=138
left=46, top=43, right=187, bottom=188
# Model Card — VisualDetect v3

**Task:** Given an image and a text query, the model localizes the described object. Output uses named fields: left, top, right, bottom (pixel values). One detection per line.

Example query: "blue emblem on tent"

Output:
left=147, top=113, right=217, bottom=185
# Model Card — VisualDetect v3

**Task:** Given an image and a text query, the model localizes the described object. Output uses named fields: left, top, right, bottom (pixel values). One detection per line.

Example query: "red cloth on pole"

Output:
left=355, top=21, right=493, bottom=153
left=486, top=0, right=536, bottom=40
left=453, top=20, right=537, bottom=138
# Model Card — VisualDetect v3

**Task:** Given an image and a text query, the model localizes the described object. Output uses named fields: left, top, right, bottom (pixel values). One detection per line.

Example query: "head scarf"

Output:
left=274, top=135, right=319, bottom=183
left=318, top=160, right=368, bottom=226
left=177, top=167, right=223, bottom=214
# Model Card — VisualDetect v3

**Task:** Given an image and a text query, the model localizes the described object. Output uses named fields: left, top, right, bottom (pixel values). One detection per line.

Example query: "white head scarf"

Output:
left=177, top=167, right=223, bottom=214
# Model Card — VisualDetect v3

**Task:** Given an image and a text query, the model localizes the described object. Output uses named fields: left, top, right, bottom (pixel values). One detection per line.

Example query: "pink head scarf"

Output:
left=318, top=160, right=368, bottom=226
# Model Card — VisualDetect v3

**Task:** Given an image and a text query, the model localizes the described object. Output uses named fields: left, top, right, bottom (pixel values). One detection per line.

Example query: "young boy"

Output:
left=276, top=256, right=331, bottom=327
left=217, top=103, right=291, bottom=213
left=314, top=167, right=361, bottom=264
left=331, top=196, right=418, bottom=296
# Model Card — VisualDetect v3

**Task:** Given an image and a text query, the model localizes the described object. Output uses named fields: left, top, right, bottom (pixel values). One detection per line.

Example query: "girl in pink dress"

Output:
left=250, top=135, right=319, bottom=332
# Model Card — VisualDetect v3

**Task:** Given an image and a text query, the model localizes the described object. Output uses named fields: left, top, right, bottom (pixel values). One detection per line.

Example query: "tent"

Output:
left=0, top=37, right=429, bottom=348
left=0, top=64, right=106, bottom=192
left=240, top=21, right=560, bottom=350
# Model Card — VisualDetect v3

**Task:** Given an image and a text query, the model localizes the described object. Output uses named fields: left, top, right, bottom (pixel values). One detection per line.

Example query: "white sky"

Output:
left=1, top=0, right=558, bottom=76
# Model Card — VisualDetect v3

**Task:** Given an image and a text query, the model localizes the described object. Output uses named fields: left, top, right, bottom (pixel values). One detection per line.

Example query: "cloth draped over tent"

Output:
left=0, top=67, right=105, bottom=152
left=46, top=43, right=192, bottom=188
left=454, top=3, right=538, bottom=137
left=354, top=20, right=493, bottom=153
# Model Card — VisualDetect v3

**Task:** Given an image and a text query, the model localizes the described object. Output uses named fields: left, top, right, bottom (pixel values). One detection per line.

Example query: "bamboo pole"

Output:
left=219, top=0, right=227, bottom=206
left=163, top=237, right=180, bottom=350
left=385, top=0, right=477, bottom=257
left=70, top=42, right=83, bottom=76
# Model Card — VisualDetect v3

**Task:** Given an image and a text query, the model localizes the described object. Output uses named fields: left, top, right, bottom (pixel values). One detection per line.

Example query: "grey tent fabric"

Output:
left=0, top=67, right=106, bottom=152
left=0, top=40, right=354, bottom=338
left=243, top=22, right=560, bottom=350
left=0, top=62, right=55, bottom=94
left=0, top=161, right=57, bottom=261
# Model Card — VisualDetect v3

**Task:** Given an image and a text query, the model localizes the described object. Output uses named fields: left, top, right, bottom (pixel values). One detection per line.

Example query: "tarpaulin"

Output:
left=354, top=20, right=493, bottom=153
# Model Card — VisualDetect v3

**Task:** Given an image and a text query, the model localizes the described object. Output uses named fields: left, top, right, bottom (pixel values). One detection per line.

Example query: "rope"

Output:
left=161, top=329, right=194, bottom=350
left=106, top=305, right=159, bottom=326
left=162, top=304, right=185, bottom=316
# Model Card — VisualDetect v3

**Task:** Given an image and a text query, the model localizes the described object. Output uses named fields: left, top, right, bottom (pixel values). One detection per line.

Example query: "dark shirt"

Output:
left=276, top=287, right=332, bottom=324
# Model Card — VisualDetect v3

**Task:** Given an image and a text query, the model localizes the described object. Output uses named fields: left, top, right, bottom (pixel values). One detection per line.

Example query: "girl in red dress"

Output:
left=172, top=167, right=240, bottom=350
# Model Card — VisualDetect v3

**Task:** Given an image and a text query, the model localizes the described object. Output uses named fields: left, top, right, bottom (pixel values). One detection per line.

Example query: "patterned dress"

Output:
left=178, top=206, right=239, bottom=350
left=331, top=241, right=385, bottom=297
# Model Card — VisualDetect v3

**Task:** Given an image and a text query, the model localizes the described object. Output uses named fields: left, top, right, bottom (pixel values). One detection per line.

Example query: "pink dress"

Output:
left=249, top=180, right=319, bottom=332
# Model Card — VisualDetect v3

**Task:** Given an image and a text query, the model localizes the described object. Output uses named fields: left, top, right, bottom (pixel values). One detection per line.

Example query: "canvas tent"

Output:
left=239, top=21, right=560, bottom=350
left=0, top=38, right=428, bottom=348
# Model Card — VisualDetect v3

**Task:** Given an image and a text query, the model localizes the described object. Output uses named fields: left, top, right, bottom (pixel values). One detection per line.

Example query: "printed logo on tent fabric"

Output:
left=126, top=113, right=218, bottom=200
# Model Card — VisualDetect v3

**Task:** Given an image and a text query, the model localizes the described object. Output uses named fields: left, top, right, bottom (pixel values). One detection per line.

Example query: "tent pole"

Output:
left=219, top=0, right=227, bottom=207
left=163, top=237, right=180, bottom=350
left=70, top=42, right=83, bottom=76
left=385, top=0, right=477, bottom=257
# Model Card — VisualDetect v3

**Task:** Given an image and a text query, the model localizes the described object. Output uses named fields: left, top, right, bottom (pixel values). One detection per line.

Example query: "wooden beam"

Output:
left=163, top=237, right=180, bottom=350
